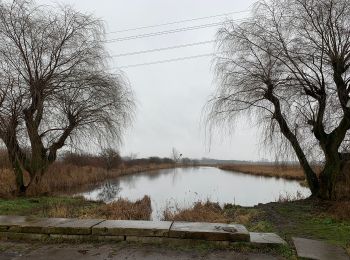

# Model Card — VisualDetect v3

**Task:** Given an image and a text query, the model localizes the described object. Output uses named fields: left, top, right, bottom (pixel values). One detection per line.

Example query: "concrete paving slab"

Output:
left=49, top=234, right=124, bottom=242
left=250, top=232, right=286, bottom=245
left=51, top=219, right=105, bottom=235
left=0, top=216, right=39, bottom=229
left=0, top=232, right=49, bottom=241
left=169, top=222, right=250, bottom=242
left=293, top=237, right=349, bottom=260
left=92, top=220, right=172, bottom=237
left=8, top=218, right=74, bottom=234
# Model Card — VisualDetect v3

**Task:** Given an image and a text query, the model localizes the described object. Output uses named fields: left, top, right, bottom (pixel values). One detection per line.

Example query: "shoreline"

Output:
left=218, top=164, right=307, bottom=181
left=53, top=164, right=197, bottom=195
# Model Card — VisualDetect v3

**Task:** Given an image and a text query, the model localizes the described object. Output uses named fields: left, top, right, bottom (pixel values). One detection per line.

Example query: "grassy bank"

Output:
left=0, top=195, right=152, bottom=220
left=0, top=196, right=349, bottom=258
left=162, top=199, right=350, bottom=256
left=219, top=164, right=320, bottom=181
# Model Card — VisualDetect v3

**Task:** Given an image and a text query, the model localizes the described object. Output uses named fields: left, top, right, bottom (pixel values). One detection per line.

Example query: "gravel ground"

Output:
left=0, top=241, right=282, bottom=260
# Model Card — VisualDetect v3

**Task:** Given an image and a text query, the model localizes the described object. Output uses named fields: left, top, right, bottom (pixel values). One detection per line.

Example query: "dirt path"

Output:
left=0, top=241, right=282, bottom=260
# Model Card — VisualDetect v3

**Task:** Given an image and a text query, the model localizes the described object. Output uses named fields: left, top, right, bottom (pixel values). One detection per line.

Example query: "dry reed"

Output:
left=219, top=164, right=312, bottom=180
left=94, top=195, right=152, bottom=220
left=41, top=195, right=152, bottom=220
left=1, top=163, right=178, bottom=197
left=162, top=201, right=231, bottom=223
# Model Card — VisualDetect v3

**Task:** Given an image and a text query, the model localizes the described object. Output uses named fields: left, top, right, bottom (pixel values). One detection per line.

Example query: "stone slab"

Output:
left=50, top=219, right=105, bottom=235
left=0, top=215, right=39, bottom=229
left=92, top=220, right=172, bottom=237
left=8, top=218, right=74, bottom=234
left=293, top=237, right=349, bottom=260
left=49, top=234, right=124, bottom=242
left=169, top=222, right=250, bottom=242
left=250, top=232, right=286, bottom=245
left=0, top=232, right=49, bottom=241
left=94, top=235, right=125, bottom=242
left=126, top=236, right=166, bottom=243
left=126, top=236, right=231, bottom=246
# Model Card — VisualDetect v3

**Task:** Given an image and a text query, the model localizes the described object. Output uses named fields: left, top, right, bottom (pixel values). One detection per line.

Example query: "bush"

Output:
left=100, top=148, right=122, bottom=170
left=62, top=150, right=122, bottom=170
left=96, top=195, right=152, bottom=220
left=124, top=157, right=175, bottom=167
left=162, top=201, right=230, bottom=223
left=61, top=152, right=103, bottom=168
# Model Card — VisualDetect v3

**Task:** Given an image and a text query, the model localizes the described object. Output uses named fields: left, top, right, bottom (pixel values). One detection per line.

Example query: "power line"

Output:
left=111, top=40, right=215, bottom=57
left=107, top=9, right=250, bottom=34
left=105, top=18, right=247, bottom=43
left=114, top=52, right=223, bottom=69
left=106, top=22, right=223, bottom=43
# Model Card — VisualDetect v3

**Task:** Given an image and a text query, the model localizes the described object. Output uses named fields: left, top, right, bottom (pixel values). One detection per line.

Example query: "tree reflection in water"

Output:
left=97, top=181, right=121, bottom=202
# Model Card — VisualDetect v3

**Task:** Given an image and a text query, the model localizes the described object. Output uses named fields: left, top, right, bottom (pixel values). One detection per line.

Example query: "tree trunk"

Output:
left=325, top=159, right=350, bottom=200
left=318, top=160, right=341, bottom=200
left=265, top=88, right=320, bottom=195
left=13, top=160, right=27, bottom=195
left=318, top=149, right=350, bottom=200
left=7, top=148, right=27, bottom=195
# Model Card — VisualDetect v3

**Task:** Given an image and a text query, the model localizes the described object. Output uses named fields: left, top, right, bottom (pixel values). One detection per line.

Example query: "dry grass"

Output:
left=326, top=201, right=350, bottom=221
left=0, top=169, right=16, bottom=198
left=42, top=195, right=152, bottom=221
left=161, top=201, right=260, bottom=225
left=93, top=195, right=152, bottom=220
left=276, top=191, right=307, bottom=203
left=219, top=163, right=320, bottom=180
left=1, top=163, right=178, bottom=197
left=162, top=201, right=231, bottom=223
left=40, top=163, right=178, bottom=194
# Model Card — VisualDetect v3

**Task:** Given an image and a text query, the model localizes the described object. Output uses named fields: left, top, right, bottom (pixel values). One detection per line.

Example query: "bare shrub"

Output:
left=277, top=191, right=307, bottom=203
left=327, top=201, right=350, bottom=221
left=162, top=201, right=230, bottom=223
left=100, top=148, right=122, bottom=170
left=96, top=196, right=152, bottom=220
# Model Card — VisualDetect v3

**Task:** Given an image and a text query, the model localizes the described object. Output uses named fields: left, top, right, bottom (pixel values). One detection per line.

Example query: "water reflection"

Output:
left=80, top=167, right=311, bottom=220
left=96, top=181, right=121, bottom=202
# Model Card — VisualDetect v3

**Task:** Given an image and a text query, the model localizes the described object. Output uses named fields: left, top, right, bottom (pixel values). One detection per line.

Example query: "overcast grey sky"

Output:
left=37, top=0, right=266, bottom=161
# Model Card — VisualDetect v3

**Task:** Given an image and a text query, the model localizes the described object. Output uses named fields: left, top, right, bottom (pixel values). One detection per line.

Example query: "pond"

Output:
left=79, top=167, right=311, bottom=220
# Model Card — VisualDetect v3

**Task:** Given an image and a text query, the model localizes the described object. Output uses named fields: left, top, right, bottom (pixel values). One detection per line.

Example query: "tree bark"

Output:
left=265, top=86, right=320, bottom=195
left=318, top=152, right=342, bottom=200
left=12, top=158, right=27, bottom=195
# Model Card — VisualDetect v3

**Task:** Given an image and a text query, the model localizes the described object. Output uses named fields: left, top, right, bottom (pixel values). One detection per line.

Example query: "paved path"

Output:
left=0, top=242, right=282, bottom=260
left=293, top=237, right=349, bottom=260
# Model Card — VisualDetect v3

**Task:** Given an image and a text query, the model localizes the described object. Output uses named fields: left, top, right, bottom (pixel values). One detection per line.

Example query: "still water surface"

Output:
left=80, top=167, right=311, bottom=220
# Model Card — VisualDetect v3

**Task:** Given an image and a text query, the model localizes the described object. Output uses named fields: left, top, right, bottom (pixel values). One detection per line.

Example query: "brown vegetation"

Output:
left=326, top=201, right=350, bottom=221
left=219, top=163, right=321, bottom=181
left=94, top=196, right=152, bottom=220
left=0, top=169, right=16, bottom=198
left=0, top=163, right=178, bottom=197
left=0, top=149, right=182, bottom=197
left=43, top=196, right=152, bottom=221
left=162, top=201, right=259, bottom=226
left=162, top=201, right=231, bottom=223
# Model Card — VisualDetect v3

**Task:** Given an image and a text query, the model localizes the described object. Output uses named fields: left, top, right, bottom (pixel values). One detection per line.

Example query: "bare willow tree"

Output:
left=207, top=0, right=350, bottom=200
left=0, top=0, right=134, bottom=194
